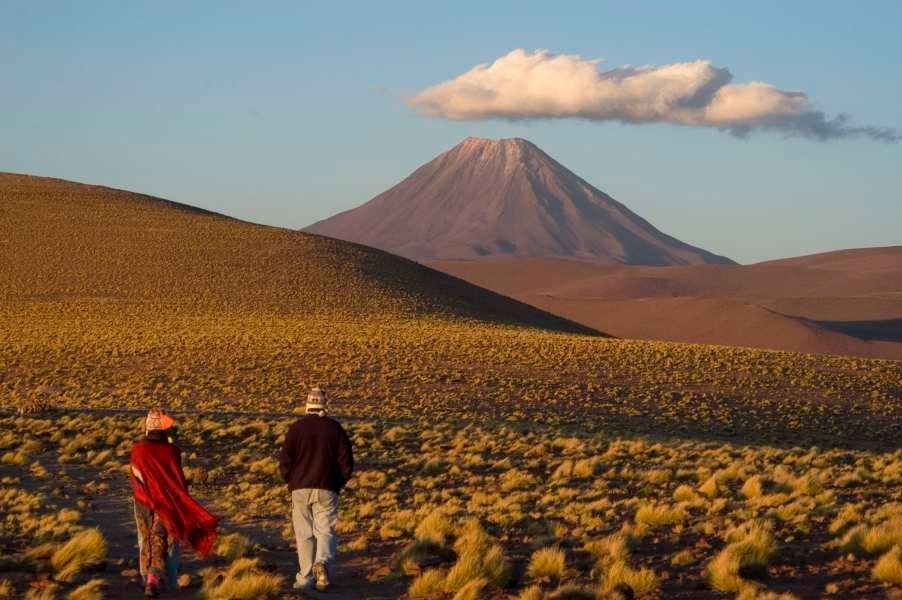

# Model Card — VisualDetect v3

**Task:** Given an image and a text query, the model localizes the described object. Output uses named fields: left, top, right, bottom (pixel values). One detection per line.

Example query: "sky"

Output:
left=2, top=1, right=900, bottom=263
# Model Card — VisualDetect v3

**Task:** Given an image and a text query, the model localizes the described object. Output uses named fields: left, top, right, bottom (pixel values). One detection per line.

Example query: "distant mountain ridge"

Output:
left=305, top=137, right=734, bottom=266
left=430, top=246, right=902, bottom=360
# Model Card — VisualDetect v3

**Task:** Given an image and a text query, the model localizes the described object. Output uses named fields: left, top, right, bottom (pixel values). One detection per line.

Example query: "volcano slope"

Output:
left=1, top=173, right=901, bottom=599
left=305, top=137, right=734, bottom=266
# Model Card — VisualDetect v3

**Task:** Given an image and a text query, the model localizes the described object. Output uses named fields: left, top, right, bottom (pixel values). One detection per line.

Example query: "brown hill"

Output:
left=0, top=172, right=593, bottom=334
left=431, top=253, right=902, bottom=359
left=758, top=245, right=902, bottom=273
left=305, top=137, right=734, bottom=266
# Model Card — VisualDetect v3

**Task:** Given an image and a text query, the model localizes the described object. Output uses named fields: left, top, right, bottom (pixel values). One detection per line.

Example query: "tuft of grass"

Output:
left=24, top=582, right=59, bottom=600
left=585, top=534, right=630, bottom=569
left=527, top=547, right=567, bottom=580
left=635, top=502, right=686, bottom=527
left=872, top=545, right=902, bottom=584
left=516, top=585, right=545, bottom=600
left=415, top=508, right=456, bottom=545
left=67, top=578, right=105, bottom=600
left=452, top=577, right=487, bottom=600
left=50, top=529, right=107, bottom=582
left=200, top=558, right=283, bottom=600
left=698, top=475, right=720, bottom=498
left=705, top=521, right=777, bottom=592
left=444, top=519, right=510, bottom=592
left=346, top=534, right=369, bottom=552
left=600, top=559, right=658, bottom=594
left=444, top=555, right=483, bottom=593
left=861, top=519, right=902, bottom=556
left=1, top=451, right=27, bottom=466
left=546, top=584, right=597, bottom=599
left=215, top=532, right=253, bottom=562
left=408, top=568, right=446, bottom=598
left=840, top=518, right=902, bottom=557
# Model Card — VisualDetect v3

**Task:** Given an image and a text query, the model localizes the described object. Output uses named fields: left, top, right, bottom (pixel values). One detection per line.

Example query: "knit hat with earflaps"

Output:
left=306, top=387, right=328, bottom=414
left=146, top=408, right=176, bottom=433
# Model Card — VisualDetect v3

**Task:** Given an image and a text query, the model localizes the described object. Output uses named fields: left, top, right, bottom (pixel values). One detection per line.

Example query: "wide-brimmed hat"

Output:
left=146, top=408, right=176, bottom=432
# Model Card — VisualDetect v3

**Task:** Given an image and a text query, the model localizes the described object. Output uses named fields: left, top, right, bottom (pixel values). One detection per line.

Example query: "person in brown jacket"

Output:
left=279, top=387, right=353, bottom=592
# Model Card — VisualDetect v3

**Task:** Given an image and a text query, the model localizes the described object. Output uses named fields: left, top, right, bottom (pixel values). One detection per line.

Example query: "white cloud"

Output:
left=408, top=49, right=898, bottom=141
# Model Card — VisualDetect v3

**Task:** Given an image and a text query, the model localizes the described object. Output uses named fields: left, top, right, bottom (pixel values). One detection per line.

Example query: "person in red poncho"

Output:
left=130, top=408, right=218, bottom=597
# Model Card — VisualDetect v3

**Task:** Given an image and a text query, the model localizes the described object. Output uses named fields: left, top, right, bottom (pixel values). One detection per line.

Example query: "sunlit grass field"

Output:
left=2, top=412, right=901, bottom=598
left=1, top=173, right=900, bottom=597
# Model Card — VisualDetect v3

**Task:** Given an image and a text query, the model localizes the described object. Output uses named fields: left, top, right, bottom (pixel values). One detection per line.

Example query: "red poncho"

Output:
left=130, top=437, right=219, bottom=555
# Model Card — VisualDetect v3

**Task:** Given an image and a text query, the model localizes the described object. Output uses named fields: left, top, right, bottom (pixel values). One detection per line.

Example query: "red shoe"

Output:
left=145, top=572, right=162, bottom=597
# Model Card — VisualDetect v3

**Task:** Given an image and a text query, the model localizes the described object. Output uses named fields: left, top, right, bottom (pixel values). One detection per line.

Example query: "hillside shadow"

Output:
left=814, top=318, right=902, bottom=343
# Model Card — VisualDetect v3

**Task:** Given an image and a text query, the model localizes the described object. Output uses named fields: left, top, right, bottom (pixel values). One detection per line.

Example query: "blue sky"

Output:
left=3, top=1, right=900, bottom=263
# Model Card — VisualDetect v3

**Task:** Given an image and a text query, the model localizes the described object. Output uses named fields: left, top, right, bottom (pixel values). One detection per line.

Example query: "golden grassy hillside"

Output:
left=1, top=173, right=900, bottom=449
left=0, top=172, right=594, bottom=328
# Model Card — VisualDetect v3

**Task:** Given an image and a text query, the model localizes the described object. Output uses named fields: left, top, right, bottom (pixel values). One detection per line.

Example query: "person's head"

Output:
left=305, top=387, right=328, bottom=416
left=145, top=407, right=176, bottom=436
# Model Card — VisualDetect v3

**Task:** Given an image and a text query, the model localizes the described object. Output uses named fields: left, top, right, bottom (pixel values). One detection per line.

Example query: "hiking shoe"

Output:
left=313, top=562, right=330, bottom=591
left=292, top=575, right=313, bottom=591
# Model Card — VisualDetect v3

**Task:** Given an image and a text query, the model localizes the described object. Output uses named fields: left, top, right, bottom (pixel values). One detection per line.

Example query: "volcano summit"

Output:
left=305, top=137, right=734, bottom=266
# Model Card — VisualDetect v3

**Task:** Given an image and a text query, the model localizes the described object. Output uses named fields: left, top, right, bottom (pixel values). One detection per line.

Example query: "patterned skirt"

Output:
left=134, top=499, right=181, bottom=587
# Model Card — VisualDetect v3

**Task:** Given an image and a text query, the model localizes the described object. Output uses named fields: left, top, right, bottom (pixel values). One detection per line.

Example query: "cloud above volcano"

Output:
left=408, top=49, right=898, bottom=142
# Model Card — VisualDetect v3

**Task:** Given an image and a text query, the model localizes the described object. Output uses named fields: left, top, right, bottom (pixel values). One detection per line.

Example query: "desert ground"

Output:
left=1, top=173, right=900, bottom=599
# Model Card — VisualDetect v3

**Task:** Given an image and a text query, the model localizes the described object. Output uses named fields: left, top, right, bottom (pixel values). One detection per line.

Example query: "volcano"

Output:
left=305, top=137, right=734, bottom=266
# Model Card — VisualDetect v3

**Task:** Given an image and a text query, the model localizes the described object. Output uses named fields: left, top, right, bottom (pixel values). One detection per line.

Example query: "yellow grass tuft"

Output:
left=452, top=577, right=487, bottom=600
left=872, top=545, right=902, bottom=584
left=24, top=582, right=59, bottom=600
left=600, top=559, right=658, bottom=594
left=200, top=558, right=283, bottom=600
left=415, top=508, right=456, bottom=545
left=50, top=529, right=107, bottom=582
left=516, top=585, right=545, bottom=600
left=585, top=534, right=630, bottom=569
left=67, top=578, right=105, bottom=600
left=215, top=532, right=253, bottom=561
left=705, top=521, right=777, bottom=592
left=635, top=502, right=687, bottom=527
left=408, top=568, right=446, bottom=598
left=527, top=547, right=567, bottom=580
